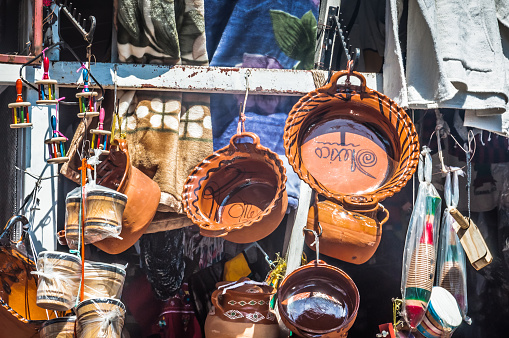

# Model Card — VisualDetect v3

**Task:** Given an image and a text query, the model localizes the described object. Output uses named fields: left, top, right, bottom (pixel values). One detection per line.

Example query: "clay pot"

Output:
left=305, top=197, right=389, bottom=264
left=75, top=298, right=125, bottom=338
left=95, top=139, right=161, bottom=254
left=182, top=132, right=288, bottom=243
left=36, top=251, right=82, bottom=311
left=204, top=277, right=278, bottom=338
left=284, top=70, right=419, bottom=205
left=83, top=261, right=126, bottom=300
left=277, top=261, right=360, bottom=338
left=39, top=316, right=76, bottom=338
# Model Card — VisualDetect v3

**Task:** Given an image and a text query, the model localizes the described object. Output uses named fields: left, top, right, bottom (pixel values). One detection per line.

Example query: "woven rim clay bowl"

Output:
left=284, top=70, right=419, bottom=206
left=182, top=132, right=287, bottom=243
left=95, top=139, right=161, bottom=254
left=277, top=260, right=360, bottom=337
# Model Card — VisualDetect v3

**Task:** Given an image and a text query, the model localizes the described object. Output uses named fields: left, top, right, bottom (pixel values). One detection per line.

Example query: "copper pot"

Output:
left=306, top=197, right=389, bottom=264
left=284, top=70, right=419, bottom=206
left=94, top=139, right=161, bottom=254
left=277, top=261, right=360, bottom=338
left=182, top=132, right=287, bottom=243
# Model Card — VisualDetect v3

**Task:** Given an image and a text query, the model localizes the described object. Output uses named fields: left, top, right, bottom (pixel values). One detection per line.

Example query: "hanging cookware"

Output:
left=0, top=216, right=58, bottom=337
left=284, top=70, right=419, bottom=206
left=204, top=277, right=278, bottom=338
left=305, top=198, right=389, bottom=264
left=277, top=261, right=360, bottom=338
left=95, top=138, right=161, bottom=254
left=182, top=132, right=287, bottom=243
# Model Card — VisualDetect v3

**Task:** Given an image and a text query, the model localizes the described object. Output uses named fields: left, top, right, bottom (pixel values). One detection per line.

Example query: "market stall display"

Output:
left=8, top=79, right=32, bottom=129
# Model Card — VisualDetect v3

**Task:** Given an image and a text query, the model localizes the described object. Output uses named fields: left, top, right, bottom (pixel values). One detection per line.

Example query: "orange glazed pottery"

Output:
left=204, top=277, right=278, bottom=338
left=182, top=132, right=287, bottom=243
left=284, top=70, right=419, bottom=206
left=277, top=261, right=360, bottom=338
left=95, top=139, right=161, bottom=254
left=305, top=197, right=389, bottom=264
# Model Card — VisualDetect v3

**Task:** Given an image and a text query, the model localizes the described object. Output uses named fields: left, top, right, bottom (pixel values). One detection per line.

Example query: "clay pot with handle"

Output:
left=305, top=195, right=389, bottom=264
left=204, top=277, right=278, bottom=338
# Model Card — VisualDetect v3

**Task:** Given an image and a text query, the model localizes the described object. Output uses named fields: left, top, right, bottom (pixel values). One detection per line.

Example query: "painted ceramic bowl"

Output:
left=277, top=261, right=360, bottom=337
left=284, top=70, right=419, bottom=205
left=182, top=132, right=287, bottom=243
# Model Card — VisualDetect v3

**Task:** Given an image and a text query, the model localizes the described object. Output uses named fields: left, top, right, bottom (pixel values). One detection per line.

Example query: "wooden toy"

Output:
left=35, top=57, right=58, bottom=105
left=76, top=68, right=99, bottom=118
left=90, top=108, right=111, bottom=155
left=45, top=114, right=69, bottom=164
left=8, top=79, right=32, bottom=128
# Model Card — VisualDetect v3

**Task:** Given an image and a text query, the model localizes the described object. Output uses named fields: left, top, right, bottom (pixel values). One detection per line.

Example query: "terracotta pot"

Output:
left=39, top=316, right=76, bottom=338
left=277, top=261, right=360, bottom=338
left=182, top=132, right=287, bottom=243
left=284, top=70, right=419, bottom=205
left=95, top=139, right=161, bottom=254
left=204, top=277, right=278, bottom=338
left=305, top=197, right=389, bottom=264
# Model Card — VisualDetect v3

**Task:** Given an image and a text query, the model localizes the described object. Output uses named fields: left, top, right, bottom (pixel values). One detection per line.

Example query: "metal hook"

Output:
left=303, top=222, right=322, bottom=263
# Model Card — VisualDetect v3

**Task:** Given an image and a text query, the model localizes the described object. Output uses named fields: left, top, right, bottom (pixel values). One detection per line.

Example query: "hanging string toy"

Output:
left=76, top=65, right=100, bottom=119
left=8, top=79, right=32, bottom=129
left=89, top=108, right=111, bottom=156
left=44, top=97, right=69, bottom=164
left=35, top=50, right=58, bottom=105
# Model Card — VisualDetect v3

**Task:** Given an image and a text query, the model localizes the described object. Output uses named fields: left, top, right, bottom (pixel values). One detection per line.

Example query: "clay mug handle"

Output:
left=211, top=289, right=225, bottom=315
left=377, top=204, right=389, bottom=226
left=229, top=132, right=261, bottom=151
left=323, top=70, right=367, bottom=95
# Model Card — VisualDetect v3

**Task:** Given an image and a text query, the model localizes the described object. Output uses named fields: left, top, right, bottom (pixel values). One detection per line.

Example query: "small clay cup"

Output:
left=305, top=196, right=389, bottom=264
left=277, top=261, right=360, bottom=338
left=39, top=316, right=76, bottom=338
left=83, top=261, right=126, bottom=300
left=76, top=298, right=125, bottom=338
left=84, top=188, right=127, bottom=243
left=183, top=132, right=287, bottom=243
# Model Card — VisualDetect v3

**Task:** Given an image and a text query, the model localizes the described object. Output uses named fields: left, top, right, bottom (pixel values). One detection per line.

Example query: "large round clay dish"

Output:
left=277, top=261, right=360, bottom=337
left=284, top=71, right=419, bottom=204
left=182, top=132, right=287, bottom=243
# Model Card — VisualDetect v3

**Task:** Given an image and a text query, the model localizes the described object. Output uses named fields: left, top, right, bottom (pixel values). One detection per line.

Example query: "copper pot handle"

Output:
left=378, top=204, right=390, bottom=226
left=229, top=132, right=261, bottom=150
left=324, top=70, right=367, bottom=95
left=210, top=289, right=224, bottom=314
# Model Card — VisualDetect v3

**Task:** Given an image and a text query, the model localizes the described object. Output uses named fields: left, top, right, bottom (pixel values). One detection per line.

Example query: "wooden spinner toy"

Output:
left=76, top=68, right=99, bottom=118
left=35, top=57, right=58, bottom=105
left=90, top=108, right=111, bottom=155
left=45, top=114, right=69, bottom=164
left=8, top=79, right=32, bottom=128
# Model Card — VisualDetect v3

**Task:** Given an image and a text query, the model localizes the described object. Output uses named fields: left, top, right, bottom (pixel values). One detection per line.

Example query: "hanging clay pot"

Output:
left=305, top=197, right=389, bottom=264
left=182, top=132, right=287, bottom=243
left=277, top=261, right=360, bottom=338
left=95, top=139, right=161, bottom=254
left=284, top=70, right=419, bottom=206
left=204, top=277, right=278, bottom=338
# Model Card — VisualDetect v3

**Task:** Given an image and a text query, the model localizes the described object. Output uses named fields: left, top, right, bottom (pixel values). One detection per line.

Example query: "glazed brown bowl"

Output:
left=277, top=261, right=360, bottom=337
left=284, top=70, right=419, bottom=206
left=182, top=132, right=287, bottom=243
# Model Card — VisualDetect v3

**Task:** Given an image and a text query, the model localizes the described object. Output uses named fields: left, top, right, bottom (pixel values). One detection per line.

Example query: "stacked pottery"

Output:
left=284, top=70, right=419, bottom=264
left=76, top=298, right=125, bottom=338
left=204, top=277, right=278, bottom=338
left=84, top=185, right=127, bottom=243
left=64, top=187, right=81, bottom=250
left=35, top=251, right=81, bottom=311
left=183, top=132, right=288, bottom=243
left=39, top=316, right=76, bottom=338
left=83, top=261, right=126, bottom=300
